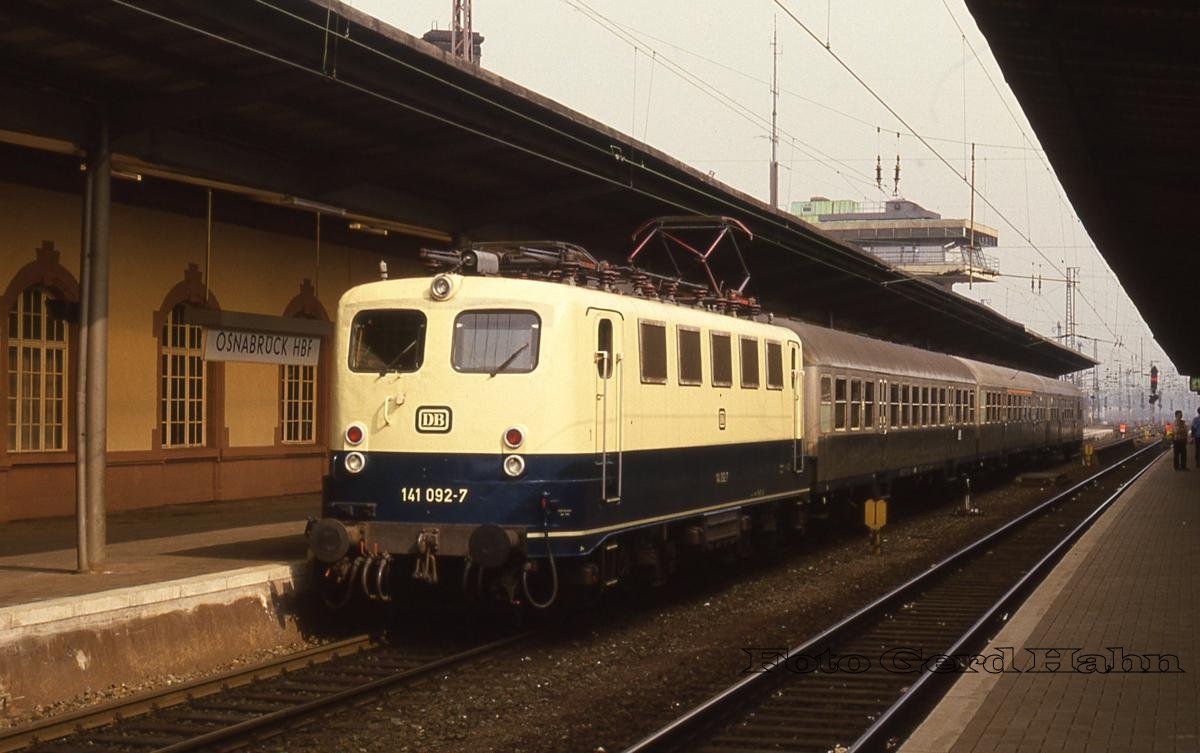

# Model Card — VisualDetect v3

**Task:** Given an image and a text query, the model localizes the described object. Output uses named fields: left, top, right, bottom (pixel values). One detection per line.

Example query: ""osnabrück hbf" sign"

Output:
left=203, top=328, right=320, bottom=366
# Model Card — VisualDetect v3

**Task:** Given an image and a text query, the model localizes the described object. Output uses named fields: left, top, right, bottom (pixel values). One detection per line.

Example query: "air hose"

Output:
left=521, top=494, right=559, bottom=609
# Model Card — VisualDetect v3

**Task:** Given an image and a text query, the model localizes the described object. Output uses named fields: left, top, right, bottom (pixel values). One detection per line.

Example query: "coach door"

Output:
left=590, top=310, right=624, bottom=502
left=789, top=342, right=803, bottom=472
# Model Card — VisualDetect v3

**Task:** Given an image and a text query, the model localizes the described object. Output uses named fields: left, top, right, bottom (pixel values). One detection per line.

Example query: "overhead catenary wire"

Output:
left=104, top=0, right=1083, bottom=356
left=772, top=0, right=1127, bottom=351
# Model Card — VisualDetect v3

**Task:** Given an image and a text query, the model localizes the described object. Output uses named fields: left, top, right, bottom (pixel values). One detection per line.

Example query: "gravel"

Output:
left=243, top=456, right=1105, bottom=753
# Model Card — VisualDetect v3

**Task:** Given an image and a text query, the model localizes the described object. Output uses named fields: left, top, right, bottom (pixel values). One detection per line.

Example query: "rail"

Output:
left=3, top=631, right=532, bottom=753
left=621, top=441, right=1164, bottom=753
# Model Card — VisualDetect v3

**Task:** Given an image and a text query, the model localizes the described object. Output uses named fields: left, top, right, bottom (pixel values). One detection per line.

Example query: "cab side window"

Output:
left=711, top=333, right=733, bottom=387
left=596, top=319, right=613, bottom=379
left=639, top=321, right=667, bottom=384
left=677, top=327, right=702, bottom=386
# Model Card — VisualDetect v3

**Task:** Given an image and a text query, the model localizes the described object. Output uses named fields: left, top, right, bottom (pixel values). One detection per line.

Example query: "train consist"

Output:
left=307, top=239, right=1083, bottom=609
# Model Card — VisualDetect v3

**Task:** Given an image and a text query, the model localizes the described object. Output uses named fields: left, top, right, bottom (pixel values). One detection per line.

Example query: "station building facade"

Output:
left=0, top=176, right=423, bottom=522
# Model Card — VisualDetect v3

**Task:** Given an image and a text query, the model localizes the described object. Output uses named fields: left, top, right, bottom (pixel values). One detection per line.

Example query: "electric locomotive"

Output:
left=309, top=243, right=810, bottom=608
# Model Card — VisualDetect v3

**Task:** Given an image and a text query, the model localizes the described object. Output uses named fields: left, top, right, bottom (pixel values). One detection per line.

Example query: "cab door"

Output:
left=789, top=341, right=803, bottom=472
left=589, top=309, right=623, bottom=502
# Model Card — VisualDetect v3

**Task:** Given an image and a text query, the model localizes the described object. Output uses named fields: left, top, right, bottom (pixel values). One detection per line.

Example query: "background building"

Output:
left=792, top=197, right=999, bottom=290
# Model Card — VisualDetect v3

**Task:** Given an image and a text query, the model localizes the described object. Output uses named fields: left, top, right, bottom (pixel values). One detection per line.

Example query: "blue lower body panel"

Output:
left=325, top=440, right=810, bottom=557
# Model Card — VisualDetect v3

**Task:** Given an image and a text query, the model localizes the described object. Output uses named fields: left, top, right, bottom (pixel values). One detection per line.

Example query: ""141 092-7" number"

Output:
left=400, top=487, right=469, bottom=504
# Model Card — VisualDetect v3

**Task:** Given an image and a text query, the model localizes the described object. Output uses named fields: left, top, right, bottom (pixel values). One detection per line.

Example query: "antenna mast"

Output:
left=769, top=18, right=780, bottom=208
left=451, top=0, right=473, bottom=61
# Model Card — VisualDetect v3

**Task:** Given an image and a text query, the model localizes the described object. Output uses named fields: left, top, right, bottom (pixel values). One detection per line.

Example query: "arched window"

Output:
left=159, top=302, right=207, bottom=448
left=7, top=287, right=68, bottom=452
left=280, top=279, right=328, bottom=447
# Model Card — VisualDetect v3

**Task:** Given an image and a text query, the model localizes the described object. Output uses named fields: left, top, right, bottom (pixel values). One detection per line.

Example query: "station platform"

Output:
left=903, top=450, right=1200, bottom=753
left=0, top=495, right=317, bottom=716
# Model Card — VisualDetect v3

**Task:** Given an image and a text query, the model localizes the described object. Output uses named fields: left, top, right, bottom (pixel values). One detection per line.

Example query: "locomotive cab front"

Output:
left=311, top=274, right=585, bottom=606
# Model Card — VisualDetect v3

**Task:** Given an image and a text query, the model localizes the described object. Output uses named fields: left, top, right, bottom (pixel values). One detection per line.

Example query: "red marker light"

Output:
left=345, top=425, right=364, bottom=445
left=503, top=427, right=524, bottom=449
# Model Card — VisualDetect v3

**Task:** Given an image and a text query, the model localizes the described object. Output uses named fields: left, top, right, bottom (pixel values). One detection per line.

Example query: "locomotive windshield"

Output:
left=348, top=309, right=427, bottom=373
left=452, top=310, right=540, bottom=374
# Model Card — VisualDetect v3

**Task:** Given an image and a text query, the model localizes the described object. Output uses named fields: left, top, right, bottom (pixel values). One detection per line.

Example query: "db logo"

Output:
left=415, top=406, right=453, bottom=433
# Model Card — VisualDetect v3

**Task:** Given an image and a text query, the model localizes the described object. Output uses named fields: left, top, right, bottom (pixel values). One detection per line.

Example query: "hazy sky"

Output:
left=345, top=0, right=1182, bottom=401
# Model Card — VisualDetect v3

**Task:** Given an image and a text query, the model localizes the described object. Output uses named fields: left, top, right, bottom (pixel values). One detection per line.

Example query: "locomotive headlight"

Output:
left=502, top=454, right=526, bottom=478
left=430, top=274, right=454, bottom=301
left=344, top=451, right=366, bottom=474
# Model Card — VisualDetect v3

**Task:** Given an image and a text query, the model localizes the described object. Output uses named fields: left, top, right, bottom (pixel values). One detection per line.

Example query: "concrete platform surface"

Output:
left=0, top=493, right=316, bottom=608
left=902, top=452, right=1200, bottom=753
left=0, top=495, right=317, bottom=715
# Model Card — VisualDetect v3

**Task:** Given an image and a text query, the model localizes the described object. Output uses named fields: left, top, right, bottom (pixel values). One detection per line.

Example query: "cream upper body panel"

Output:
left=332, top=275, right=801, bottom=456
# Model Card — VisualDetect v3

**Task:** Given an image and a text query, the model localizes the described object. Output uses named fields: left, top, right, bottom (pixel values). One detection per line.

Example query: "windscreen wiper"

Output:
left=379, top=339, right=418, bottom=376
left=489, top=342, right=530, bottom=378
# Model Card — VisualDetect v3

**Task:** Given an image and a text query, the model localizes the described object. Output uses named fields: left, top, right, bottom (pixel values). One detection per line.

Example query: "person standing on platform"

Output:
left=1172, top=410, right=1189, bottom=470
left=1192, top=408, right=1200, bottom=468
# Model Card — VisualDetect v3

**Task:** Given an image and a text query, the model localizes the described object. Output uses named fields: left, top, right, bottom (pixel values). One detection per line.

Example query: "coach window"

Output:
left=889, top=383, right=900, bottom=428
left=820, top=376, right=833, bottom=433
left=596, top=319, right=613, bottom=378
left=765, top=341, right=783, bottom=390
left=901, top=385, right=910, bottom=427
left=834, top=377, right=847, bottom=430
left=864, top=381, right=876, bottom=428
left=677, top=326, right=702, bottom=386
left=939, top=387, right=948, bottom=425
left=740, top=336, right=760, bottom=388
left=920, top=386, right=929, bottom=426
left=638, top=321, right=668, bottom=384
left=909, top=385, right=918, bottom=427
left=969, top=390, right=976, bottom=423
left=711, top=332, right=732, bottom=387
left=850, top=378, right=862, bottom=429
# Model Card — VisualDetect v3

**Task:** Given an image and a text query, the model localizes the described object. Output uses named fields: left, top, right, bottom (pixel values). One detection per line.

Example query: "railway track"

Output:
left=2, top=630, right=530, bottom=753
left=621, top=442, right=1165, bottom=753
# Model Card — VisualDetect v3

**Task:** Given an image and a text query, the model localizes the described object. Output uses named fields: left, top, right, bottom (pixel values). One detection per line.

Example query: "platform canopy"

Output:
left=965, top=0, right=1199, bottom=375
left=0, top=0, right=1094, bottom=377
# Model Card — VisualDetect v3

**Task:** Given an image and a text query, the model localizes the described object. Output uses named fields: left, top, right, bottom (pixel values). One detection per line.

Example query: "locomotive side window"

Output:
left=834, top=377, right=847, bottom=430
left=596, top=319, right=613, bottom=378
left=349, top=309, right=427, bottom=374
left=864, top=381, right=876, bottom=428
left=889, top=383, right=900, bottom=428
left=677, top=326, right=702, bottom=386
left=820, top=376, right=833, bottom=432
left=765, top=341, right=783, bottom=390
left=850, top=379, right=862, bottom=429
left=740, top=337, right=759, bottom=389
left=711, top=332, right=733, bottom=387
left=638, top=320, right=668, bottom=384
left=453, top=310, right=540, bottom=374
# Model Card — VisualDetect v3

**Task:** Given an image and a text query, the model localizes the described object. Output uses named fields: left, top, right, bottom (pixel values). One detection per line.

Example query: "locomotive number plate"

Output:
left=401, top=487, right=469, bottom=504
left=415, top=406, right=452, bottom=433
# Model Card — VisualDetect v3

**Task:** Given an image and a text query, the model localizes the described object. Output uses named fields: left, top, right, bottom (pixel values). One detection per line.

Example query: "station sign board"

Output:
left=204, top=328, right=319, bottom=366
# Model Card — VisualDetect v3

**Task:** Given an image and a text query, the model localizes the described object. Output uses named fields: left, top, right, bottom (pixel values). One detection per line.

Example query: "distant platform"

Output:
left=902, top=452, right=1199, bottom=753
